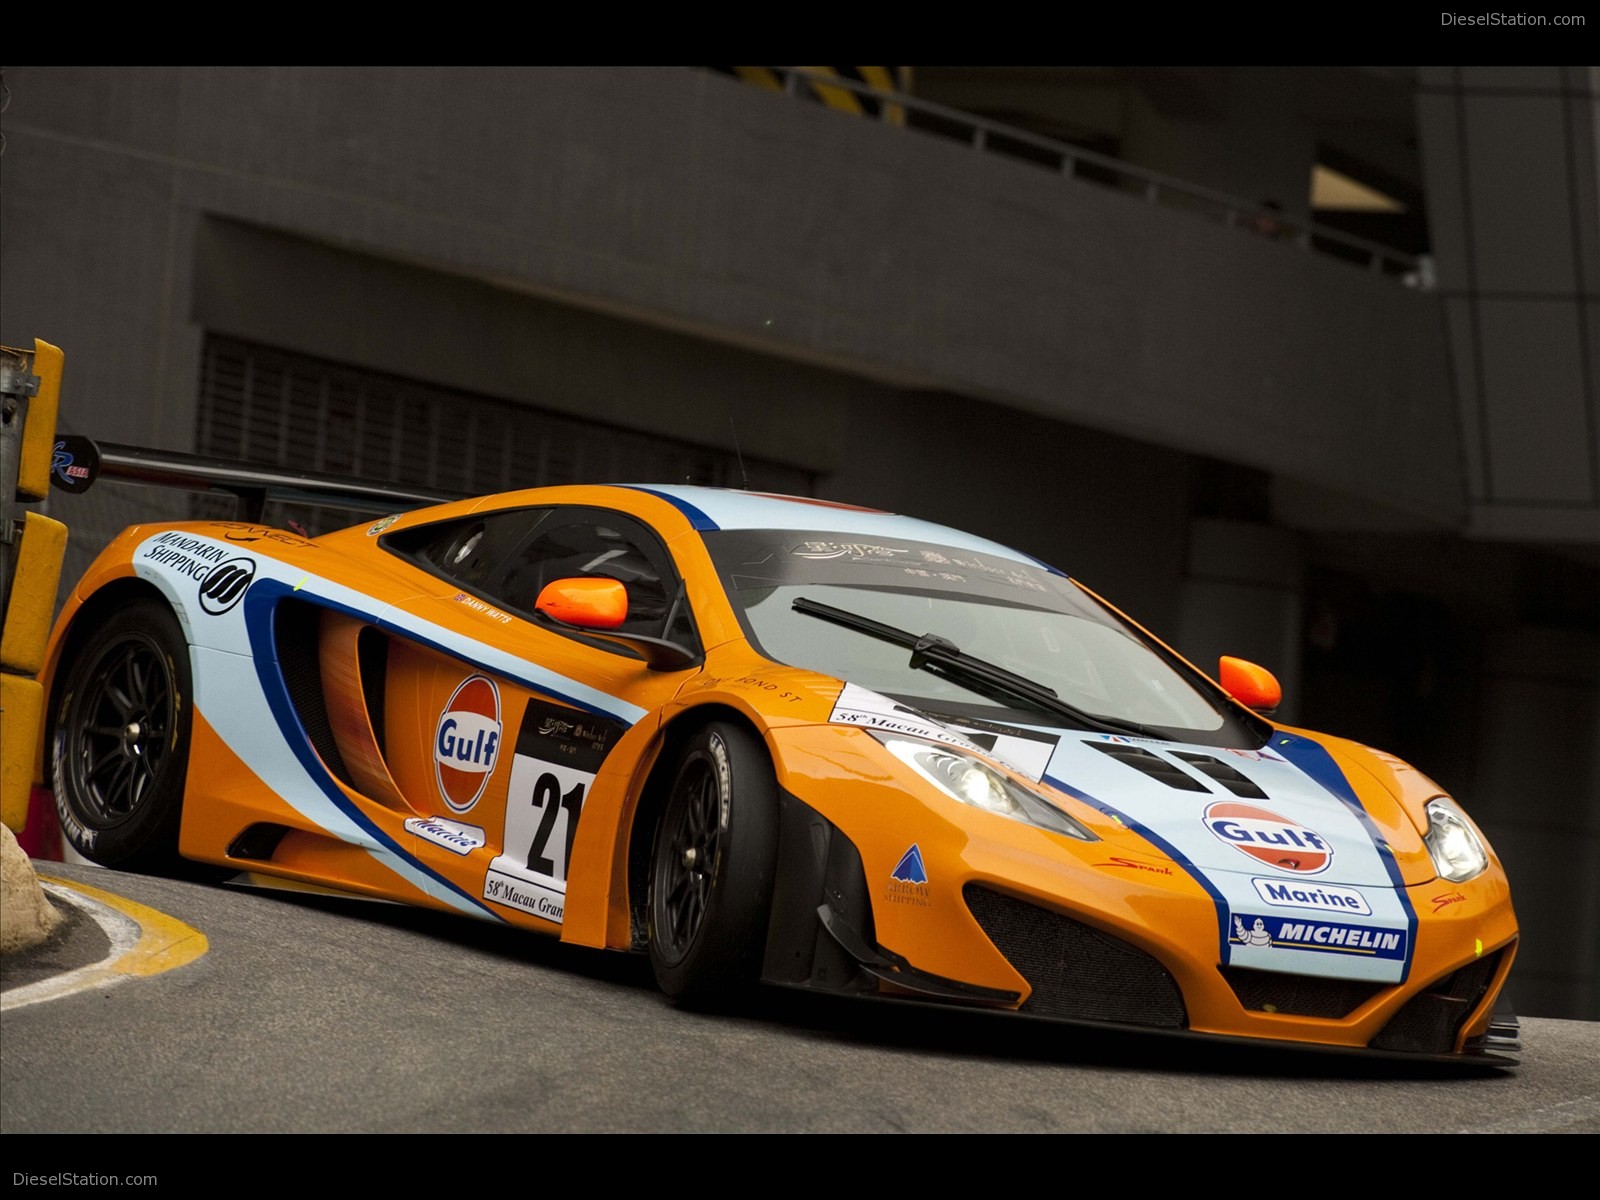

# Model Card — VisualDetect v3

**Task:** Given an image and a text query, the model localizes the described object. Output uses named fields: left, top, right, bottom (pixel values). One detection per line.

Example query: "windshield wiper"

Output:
left=791, top=597, right=1152, bottom=737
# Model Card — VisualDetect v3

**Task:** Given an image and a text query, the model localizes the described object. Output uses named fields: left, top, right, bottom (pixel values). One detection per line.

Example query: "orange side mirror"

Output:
left=535, top=577, right=628, bottom=630
left=1219, top=655, right=1282, bottom=713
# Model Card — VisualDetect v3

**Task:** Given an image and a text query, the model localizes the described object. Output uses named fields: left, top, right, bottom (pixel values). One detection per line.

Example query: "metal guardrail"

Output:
left=752, top=67, right=1420, bottom=279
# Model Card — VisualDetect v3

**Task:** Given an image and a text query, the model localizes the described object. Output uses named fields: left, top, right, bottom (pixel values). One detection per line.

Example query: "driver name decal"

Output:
left=435, top=675, right=502, bottom=813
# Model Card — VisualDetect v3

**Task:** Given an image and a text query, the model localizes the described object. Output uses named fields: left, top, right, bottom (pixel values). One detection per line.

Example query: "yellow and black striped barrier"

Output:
left=717, top=67, right=910, bottom=126
left=1, top=339, right=67, bottom=834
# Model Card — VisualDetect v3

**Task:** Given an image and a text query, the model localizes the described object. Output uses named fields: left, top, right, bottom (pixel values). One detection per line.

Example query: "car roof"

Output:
left=626, top=484, right=1058, bottom=571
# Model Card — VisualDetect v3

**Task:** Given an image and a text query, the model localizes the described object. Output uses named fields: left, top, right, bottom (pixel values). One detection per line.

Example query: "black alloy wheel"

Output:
left=53, top=599, right=193, bottom=872
left=647, top=722, right=779, bottom=1007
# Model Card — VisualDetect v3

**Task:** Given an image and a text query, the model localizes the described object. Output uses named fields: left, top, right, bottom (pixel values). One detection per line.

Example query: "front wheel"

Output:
left=647, top=722, right=779, bottom=1007
left=52, top=598, right=193, bottom=873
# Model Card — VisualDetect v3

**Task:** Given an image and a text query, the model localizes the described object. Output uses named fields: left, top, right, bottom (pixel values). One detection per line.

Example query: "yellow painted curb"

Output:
left=38, top=873, right=209, bottom=977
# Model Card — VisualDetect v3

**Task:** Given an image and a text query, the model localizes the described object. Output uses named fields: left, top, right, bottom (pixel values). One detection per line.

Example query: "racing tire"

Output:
left=52, top=598, right=193, bottom=874
left=647, top=721, right=779, bottom=1008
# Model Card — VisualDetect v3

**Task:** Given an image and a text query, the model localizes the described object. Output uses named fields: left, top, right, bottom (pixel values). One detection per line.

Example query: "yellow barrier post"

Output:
left=1, top=339, right=67, bottom=833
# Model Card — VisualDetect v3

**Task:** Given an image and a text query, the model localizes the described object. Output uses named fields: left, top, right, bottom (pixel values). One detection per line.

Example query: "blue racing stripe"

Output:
left=241, top=582, right=497, bottom=917
left=1267, top=731, right=1418, bottom=982
left=621, top=486, right=720, bottom=531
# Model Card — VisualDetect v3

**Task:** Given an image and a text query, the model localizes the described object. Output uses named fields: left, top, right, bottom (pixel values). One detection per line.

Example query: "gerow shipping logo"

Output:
left=885, top=844, right=930, bottom=907
left=435, top=676, right=502, bottom=813
left=1203, top=801, right=1333, bottom=875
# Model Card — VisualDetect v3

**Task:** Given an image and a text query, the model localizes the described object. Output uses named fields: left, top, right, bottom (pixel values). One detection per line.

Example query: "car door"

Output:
left=371, top=503, right=701, bottom=931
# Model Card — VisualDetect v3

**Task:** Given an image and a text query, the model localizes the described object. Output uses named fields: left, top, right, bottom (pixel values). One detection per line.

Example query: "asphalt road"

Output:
left=3, top=860, right=1597, bottom=1152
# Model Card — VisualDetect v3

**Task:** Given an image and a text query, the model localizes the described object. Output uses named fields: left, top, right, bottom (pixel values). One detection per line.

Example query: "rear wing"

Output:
left=52, top=435, right=470, bottom=521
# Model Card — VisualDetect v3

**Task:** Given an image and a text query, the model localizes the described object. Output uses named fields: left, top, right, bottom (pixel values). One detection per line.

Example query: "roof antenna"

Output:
left=729, top=414, right=750, bottom=490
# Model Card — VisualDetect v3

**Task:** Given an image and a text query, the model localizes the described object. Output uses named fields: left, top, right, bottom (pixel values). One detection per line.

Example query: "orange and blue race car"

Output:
left=36, top=479, right=1520, bottom=1065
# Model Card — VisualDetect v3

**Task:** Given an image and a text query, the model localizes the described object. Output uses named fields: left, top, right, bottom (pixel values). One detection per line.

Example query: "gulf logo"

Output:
left=435, top=675, right=502, bottom=813
left=1203, top=801, right=1333, bottom=875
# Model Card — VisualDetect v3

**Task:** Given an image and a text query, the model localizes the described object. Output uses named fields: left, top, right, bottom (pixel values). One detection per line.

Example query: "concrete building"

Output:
left=2, top=65, right=1595, bottom=1020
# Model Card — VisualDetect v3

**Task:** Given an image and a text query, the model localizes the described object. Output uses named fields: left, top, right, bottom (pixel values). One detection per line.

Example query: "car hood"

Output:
left=1040, top=731, right=1407, bottom=885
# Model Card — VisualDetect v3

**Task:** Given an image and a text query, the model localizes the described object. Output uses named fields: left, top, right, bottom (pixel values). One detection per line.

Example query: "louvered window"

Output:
left=195, top=336, right=813, bottom=532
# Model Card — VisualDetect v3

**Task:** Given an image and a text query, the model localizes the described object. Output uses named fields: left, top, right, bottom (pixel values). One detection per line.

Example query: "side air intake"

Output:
left=273, top=598, right=354, bottom=788
left=964, top=885, right=1187, bottom=1028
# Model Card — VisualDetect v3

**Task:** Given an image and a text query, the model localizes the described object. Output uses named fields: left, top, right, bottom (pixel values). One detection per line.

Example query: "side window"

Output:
left=408, top=510, right=549, bottom=590
left=384, top=506, right=693, bottom=646
left=498, top=513, right=673, bottom=636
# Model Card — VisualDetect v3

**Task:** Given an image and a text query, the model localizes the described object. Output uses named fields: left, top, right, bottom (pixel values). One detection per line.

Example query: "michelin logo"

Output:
left=1230, top=911, right=1407, bottom=961
left=1252, top=877, right=1372, bottom=916
left=1276, top=920, right=1404, bottom=957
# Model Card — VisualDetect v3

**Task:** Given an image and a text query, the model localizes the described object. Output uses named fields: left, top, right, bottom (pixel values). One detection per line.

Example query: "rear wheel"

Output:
left=52, top=599, right=193, bottom=872
left=647, top=722, right=779, bottom=1007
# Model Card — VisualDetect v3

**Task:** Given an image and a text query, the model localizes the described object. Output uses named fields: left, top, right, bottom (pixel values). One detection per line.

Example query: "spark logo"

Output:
left=435, top=676, right=502, bottom=813
left=1204, top=801, right=1333, bottom=875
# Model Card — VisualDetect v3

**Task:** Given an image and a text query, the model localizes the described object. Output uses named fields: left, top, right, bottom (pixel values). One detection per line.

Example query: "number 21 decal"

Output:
left=526, top=771, right=584, bottom=877
left=483, top=699, right=623, bottom=925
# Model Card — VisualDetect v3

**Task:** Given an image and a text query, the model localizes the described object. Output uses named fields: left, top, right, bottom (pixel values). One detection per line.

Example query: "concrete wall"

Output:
left=2, top=66, right=1461, bottom=526
left=1471, top=627, right=1600, bottom=1019
left=1418, top=66, right=1600, bottom=543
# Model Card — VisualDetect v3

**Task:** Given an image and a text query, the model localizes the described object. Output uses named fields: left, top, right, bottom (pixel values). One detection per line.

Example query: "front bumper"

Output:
left=760, top=753, right=1520, bottom=1067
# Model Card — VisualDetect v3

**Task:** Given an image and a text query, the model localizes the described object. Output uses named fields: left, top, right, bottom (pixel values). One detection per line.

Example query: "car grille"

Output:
left=1369, top=949, right=1506, bottom=1055
left=963, top=885, right=1187, bottom=1028
left=1220, top=965, right=1385, bottom=1018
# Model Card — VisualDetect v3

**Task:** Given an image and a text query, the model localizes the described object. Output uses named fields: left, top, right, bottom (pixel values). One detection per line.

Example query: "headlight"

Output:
left=1424, top=796, right=1489, bottom=883
left=873, top=734, right=1097, bottom=841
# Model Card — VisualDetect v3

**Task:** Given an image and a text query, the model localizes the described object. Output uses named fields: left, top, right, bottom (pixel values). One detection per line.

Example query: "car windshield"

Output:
left=703, top=527, right=1260, bottom=747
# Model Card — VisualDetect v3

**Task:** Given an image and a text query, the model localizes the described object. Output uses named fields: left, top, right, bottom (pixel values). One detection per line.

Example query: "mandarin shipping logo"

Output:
left=1203, top=801, right=1333, bottom=875
left=434, top=676, right=502, bottom=813
left=197, top=556, right=256, bottom=615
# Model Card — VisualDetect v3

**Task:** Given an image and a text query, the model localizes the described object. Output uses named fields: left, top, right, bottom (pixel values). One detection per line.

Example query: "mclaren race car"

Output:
left=37, top=482, right=1520, bottom=1065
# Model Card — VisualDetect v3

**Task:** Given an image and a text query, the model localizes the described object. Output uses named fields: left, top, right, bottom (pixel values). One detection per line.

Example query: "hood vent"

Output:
left=1169, top=752, right=1268, bottom=799
left=1084, top=742, right=1209, bottom=792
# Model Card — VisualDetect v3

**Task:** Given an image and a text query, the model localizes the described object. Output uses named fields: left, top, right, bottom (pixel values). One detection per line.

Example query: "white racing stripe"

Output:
left=133, top=529, right=644, bottom=916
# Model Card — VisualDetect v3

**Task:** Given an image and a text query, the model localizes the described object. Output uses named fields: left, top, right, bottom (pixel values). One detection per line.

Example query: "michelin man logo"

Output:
left=1234, top=915, right=1273, bottom=947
